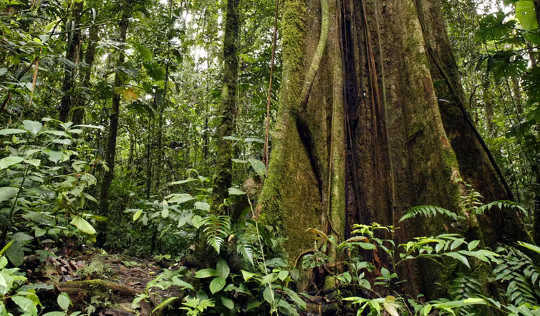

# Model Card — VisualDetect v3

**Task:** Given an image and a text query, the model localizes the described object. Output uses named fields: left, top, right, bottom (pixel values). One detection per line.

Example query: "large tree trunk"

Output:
left=98, top=2, right=131, bottom=243
left=59, top=0, right=83, bottom=122
left=414, top=0, right=529, bottom=244
left=260, top=0, right=469, bottom=297
left=212, top=0, right=240, bottom=212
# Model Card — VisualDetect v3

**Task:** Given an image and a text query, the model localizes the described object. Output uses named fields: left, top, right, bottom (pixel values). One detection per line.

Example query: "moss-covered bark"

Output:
left=260, top=0, right=529, bottom=298
left=212, top=0, right=240, bottom=212
left=415, top=0, right=529, bottom=244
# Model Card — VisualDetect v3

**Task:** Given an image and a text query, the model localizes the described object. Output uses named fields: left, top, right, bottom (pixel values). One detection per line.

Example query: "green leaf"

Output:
left=468, top=240, right=480, bottom=251
left=220, top=296, right=234, bottom=310
left=518, top=241, right=540, bottom=254
left=43, top=149, right=63, bottom=163
left=209, top=277, right=226, bottom=294
left=57, top=293, right=71, bottom=311
left=191, top=215, right=204, bottom=229
left=248, top=158, right=266, bottom=177
left=263, top=285, right=275, bottom=305
left=0, top=129, right=26, bottom=136
left=24, top=159, right=41, bottom=167
left=444, top=252, right=470, bottom=269
left=216, top=259, right=230, bottom=279
left=171, top=277, right=194, bottom=290
left=6, top=241, right=24, bottom=266
left=0, top=187, right=18, bottom=202
left=70, top=216, right=96, bottom=235
left=23, top=120, right=42, bottom=136
left=11, top=296, right=37, bottom=315
left=133, top=210, right=143, bottom=222
left=228, top=187, right=245, bottom=196
left=167, top=193, right=194, bottom=204
left=42, top=312, right=66, bottom=316
left=194, top=268, right=218, bottom=278
left=0, top=156, right=24, bottom=170
left=194, top=201, right=210, bottom=211
left=152, top=297, right=179, bottom=314
left=241, top=270, right=256, bottom=281
left=515, top=0, right=539, bottom=30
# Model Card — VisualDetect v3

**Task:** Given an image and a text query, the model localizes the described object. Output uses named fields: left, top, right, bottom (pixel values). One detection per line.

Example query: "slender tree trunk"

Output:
left=146, top=114, right=153, bottom=199
left=59, top=0, right=83, bottom=122
left=212, top=0, right=240, bottom=212
left=98, top=2, right=131, bottom=242
left=73, top=23, right=99, bottom=125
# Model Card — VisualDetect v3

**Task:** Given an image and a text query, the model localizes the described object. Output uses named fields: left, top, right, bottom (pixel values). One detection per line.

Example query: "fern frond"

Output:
left=399, top=205, right=463, bottom=223
left=494, top=246, right=540, bottom=306
left=474, top=200, right=527, bottom=216
left=202, top=215, right=231, bottom=254
left=448, top=273, right=485, bottom=316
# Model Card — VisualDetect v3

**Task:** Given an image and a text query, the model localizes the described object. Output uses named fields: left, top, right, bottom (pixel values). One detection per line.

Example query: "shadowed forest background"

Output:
left=0, top=0, right=539, bottom=315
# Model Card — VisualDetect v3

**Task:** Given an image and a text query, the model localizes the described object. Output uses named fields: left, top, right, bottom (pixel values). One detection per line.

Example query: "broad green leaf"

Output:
left=191, top=215, right=204, bottom=229
left=6, top=241, right=24, bottom=266
left=57, top=292, right=71, bottom=311
left=194, top=201, right=210, bottom=211
left=0, top=156, right=24, bottom=170
left=444, top=252, right=470, bottom=269
left=0, top=187, right=18, bottom=202
left=167, top=193, right=194, bottom=204
left=241, top=270, right=256, bottom=281
left=263, top=285, right=275, bottom=305
left=24, top=159, right=41, bottom=167
left=220, top=296, right=234, bottom=310
left=216, top=259, right=230, bottom=279
left=11, top=295, right=37, bottom=315
left=209, top=277, right=226, bottom=294
left=70, top=216, right=96, bottom=235
left=248, top=158, right=266, bottom=177
left=52, top=139, right=72, bottom=145
left=515, top=0, right=539, bottom=30
left=0, top=129, right=26, bottom=136
left=194, top=268, right=218, bottom=278
left=133, top=210, right=143, bottom=222
left=43, top=312, right=66, bottom=316
left=22, top=120, right=42, bottom=136
left=228, top=187, right=245, bottom=196
left=171, top=277, right=194, bottom=290
left=468, top=240, right=480, bottom=251
left=43, top=149, right=63, bottom=163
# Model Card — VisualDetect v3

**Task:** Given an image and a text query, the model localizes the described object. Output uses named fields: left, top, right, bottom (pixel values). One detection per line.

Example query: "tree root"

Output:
left=56, top=279, right=139, bottom=296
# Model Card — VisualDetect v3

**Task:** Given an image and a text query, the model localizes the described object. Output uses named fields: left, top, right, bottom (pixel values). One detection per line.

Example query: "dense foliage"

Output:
left=0, top=0, right=538, bottom=315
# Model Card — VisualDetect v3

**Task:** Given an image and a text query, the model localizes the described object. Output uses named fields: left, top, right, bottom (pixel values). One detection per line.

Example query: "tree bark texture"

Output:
left=259, top=0, right=526, bottom=297
left=59, top=0, right=83, bottom=122
left=73, top=23, right=99, bottom=125
left=99, top=3, right=130, bottom=219
left=212, top=0, right=240, bottom=212
left=414, top=0, right=528, bottom=244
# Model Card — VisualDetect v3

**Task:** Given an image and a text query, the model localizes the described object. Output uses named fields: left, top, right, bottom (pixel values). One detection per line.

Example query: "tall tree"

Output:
left=414, top=0, right=528, bottom=244
left=212, top=0, right=240, bottom=212
left=59, top=0, right=83, bottom=122
left=258, top=0, right=528, bottom=297
left=72, top=22, right=99, bottom=125
left=98, top=0, right=132, bottom=242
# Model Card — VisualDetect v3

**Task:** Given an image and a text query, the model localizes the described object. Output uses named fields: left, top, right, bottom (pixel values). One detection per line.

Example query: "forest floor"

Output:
left=25, top=248, right=172, bottom=315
